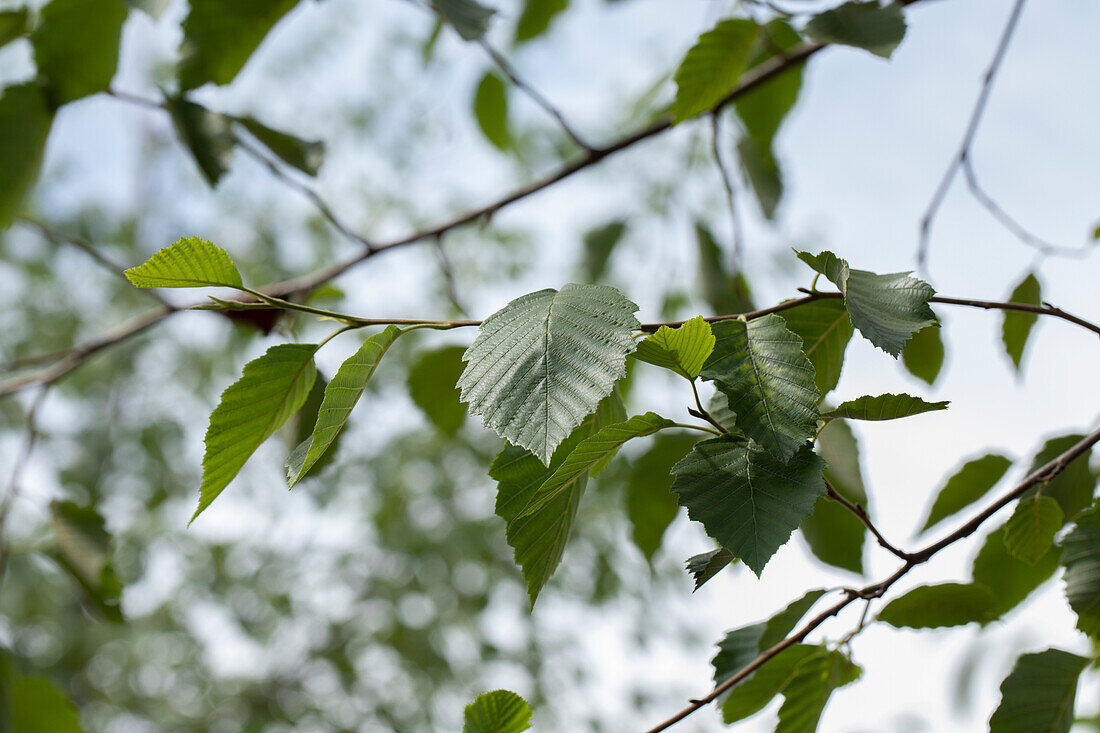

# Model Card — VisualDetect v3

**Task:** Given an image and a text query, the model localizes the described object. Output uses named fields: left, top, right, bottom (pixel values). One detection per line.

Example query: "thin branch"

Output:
left=709, top=113, right=743, bottom=271
left=644, top=423, right=1100, bottom=733
left=689, top=380, right=728, bottom=434
left=825, top=478, right=911, bottom=561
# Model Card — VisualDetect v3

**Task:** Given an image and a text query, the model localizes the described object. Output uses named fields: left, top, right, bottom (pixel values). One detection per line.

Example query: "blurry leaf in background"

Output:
left=1001, top=272, right=1041, bottom=371
left=581, top=220, right=627, bottom=282
left=920, top=453, right=1012, bottom=533
left=408, top=346, right=469, bottom=437
left=31, top=0, right=127, bottom=105
left=712, top=589, right=825, bottom=687
left=124, top=237, right=243, bottom=288
left=1060, top=502, right=1100, bottom=638
left=178, top=0, right=301, bottom=90
left=737, top=136, right=783, bottom=219
left=1023, top=434, right=1096, bottom=522
left=781, top=300, right=853, bottom=397
left=284, top=373, right=339, bottom=479
left=238, top=117, right=324, bottom=176
left=165, top=96, right=237, bottom=187
left=773, top=648, right=861, bottom=732
left=622, top=432, right=695, bottom=561
left=801, top=419, right=867, bottom=574
left=721, top=644, right=815, bottom=724
left=49, top=501, right=123, bottom=622
left=901, top=324, right=945, bottom=385
left=878, top=583, right=996, bottom=628
left=972, top=523, right=1062, bottom=622
left=432, top=0, right=496, bottom=41
left=734, top=20, right=803, bottom=150
left=685, top=547, right=735, bottom=591
left=804, top=0, right=907, bottom=59
left=673, top=19, right=760, bottom=123
left=1002, top=495, right=1062, bottom=566
left=0, top=83, right=53, bottom=230
left=473, top=71, right=513, bottom=151
left=462, top=689, right=532, bottom=733
left=695, top=223, right=754, bottom=314
left=0, top=652, right=83, bottom=733
left=819, top=393, right=948, bottom=422
left=988, top=649, right=1088, bottom=733
left=0, top=8, right=29, bottom=50
left=633, top=316, right=715, bottom=380
left=514, top=0, right=568, bottom=44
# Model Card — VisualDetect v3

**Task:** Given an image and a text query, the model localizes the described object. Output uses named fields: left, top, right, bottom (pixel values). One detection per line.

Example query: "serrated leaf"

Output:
left=178, top=0, right=301, bottom=90
left=407, top=346, right=468, bottom=437
left=780, top=300, right=854, bottom=396
left=514, top=0, right=567, bottom=43
left=164, top=95, right=236, bottom=186
left=819, top=393, right=948, bottom=421
left=432, top=0, right=495, bottom=41
left=920, top=453, right=1012, bottom=532
left=288, top=326, right=402, bottom=487
left=972, top=523, right=1062, bottom=622
left=634, top=316, right=715, bottom=380
left=31, top=0, right=127, bottom=105
left=1003, top=495, right=1062, bottom=566
left=462, top=689, right=532, bottom=733
left=685, top=548, right=735, bottom=591
left=738, top=134, right=783, bottom=219
left=695, top=222, right=754, bottom=315
left=458, top=283, right=639, bottom=465
left=672, top=436, right=825, bottom=576
left=721, top=644, right=817, bottom=724
left=1001, top=273, right=1041, bottom=370
left=125, top=237, right=243, bottom=289
left=797, top=251, right=937, bottom=356
left=1024, top=434, right=1096, bottom=521
left=804, top=0, right=907, bottom=59
left=239, top=117, right=324, bottom=176
left=473, top=71, right=512, bottom=151
left=774, top=648, right=861, bottom=733
left=988, top=649, right=1088, bottom=733
left=701, top=314, right=819, bottom=460
left=901, top=324, right=944, bottom=385
left=801, top=419, right=867, bottom=574
left=581, top=220, right=626, bottom=282
left=0, top=83, right=53, bottom=231
left=877, top=583, right=996, bottom=628
left=625, top=432, right=696, bottom=562
left=0, top=9, right=29, bottom=50
left=49, top=501, right=122, bottom=621
left=673, top=19, right=761, bottom=123
left=1061, top=503, right=1100, bottom=637
left=194, top=344, right=318, bottom=521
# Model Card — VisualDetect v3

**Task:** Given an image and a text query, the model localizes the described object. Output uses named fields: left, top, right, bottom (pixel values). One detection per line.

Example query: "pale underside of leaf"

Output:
left=462, top=689, right=533, bottom=733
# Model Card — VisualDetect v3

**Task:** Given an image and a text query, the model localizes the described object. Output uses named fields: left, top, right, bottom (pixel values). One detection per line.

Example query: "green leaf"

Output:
left=1024, top=434, right=1096, bottom=522
left=513, top=0, right=567, bottom=43
left=797, top=251, right=938, bottom=357
left=473, top=71, right=512, bottom=151
left=462, top=689, right=532, bottom=733
left=774, top=648, right=861, bottom=733
left=178, top=0, right=301, bottom=90
left=721, top=644, right=817, bottom=724
left=673, top=19, right=761, bottom=123
left=706, top=390, right=737, bottom=431
left=238, top=117, right=324, bottom=176
left=194, top=344, right=318, bottom=521
left=685, top=548, right=735, bottom=591
left=164, top=95, right=237, bottom=186
left=713, top=590, right=825, bottom=689
left=920, top=453, right=1012, bottom=532
left=288, top=326, right=403, bottom=488
left=1001, top=272, right=1042, bottom=371
left=780, top=300, right=854, bottom=396
left=819, top=393, right=948, bottom=421
left=0, top=9, right=29, bottom=50
left=581, top=220, right=626, bottom=282
left=4, top=662, right=84, bottom=733
left=1061, top=503, right=1100, bottom=637
left=432, top=0, right=496, bottom=41
left=48, top=501, right=123, bottom=621
left=625, top=432, right=696, bottom=561
left=901, top=324, right=944, bottom=385
left=458, top=284, right=639, bottom=465
left=1003, top=495, right=1063, bottom=566
left=634, top=317, right=715, bottom=380
left=738, top=135, right=783, bottom=219
left=877, top=583, right=996, bottom=628
left=701, top=314, right=819, bottom=460
left=0, top=83, right=53, bottom=231
left=671, top=436, right=825, bottom=576
left=407, top=345, right=468, bottom=437
left=734, top=20, right=803, bottom=150
left=759, top=589, right=827, bottom=649
left=988, top=649, right=1088, bottom=733
left=801, top=419, right=867, bottom=574
left=972, top=523, right=1062, bottom=621
left=695, top=222, right=754, bottom=315
left=31, top=0, right=127, bottom=105
left=804, top=0, right=907, bottom=59
left=124, top=237, right=243, bottom=289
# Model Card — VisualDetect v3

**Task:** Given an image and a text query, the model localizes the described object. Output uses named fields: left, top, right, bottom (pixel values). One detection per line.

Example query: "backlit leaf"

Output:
left=1003, top=495, right=1062, bottom=566
left=920, top=453, right=1012, bottom=532
left=819, top=393, right=948, bottom=422
left=49, top=501, right=122, bottom=621
left=178, top=0, right=301, bottom=90
left=125, top=237, right=243, bottom=289
left=634, top=316, right=715, bottom=380
left=721, top=644, right=816, bottom=724
left=0, top=83, right=53, bottom=230
left=696, top=222, right=754, bottom=314
left=673, top=19, right=760, bottom=123
left=1023, top=434, right=1096, bottom=522
left=1002, top=273, right=1041, bottom=371
left=738, top=135, right=783, bottom=219
left=804, top=0, right=906, bottom=59
left=31, top=0, right=127, bottom=105
left=780, top=300, right=854, bottom=396
left=988, top=649, right=1088, bottom=733
left=462, top=689, right=532, bottom=733
left=713, top=589, right=825, bottom=688
left=877, top=583, right=996, bottom=628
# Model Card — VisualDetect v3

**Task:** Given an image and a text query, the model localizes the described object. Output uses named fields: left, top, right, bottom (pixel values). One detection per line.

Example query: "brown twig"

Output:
left=825, top=478, right=912, bottom=561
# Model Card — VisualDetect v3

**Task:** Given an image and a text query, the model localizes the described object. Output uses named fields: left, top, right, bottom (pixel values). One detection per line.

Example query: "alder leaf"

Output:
left=801, top=419, right=867, bottom=574
left=738, top=135, right=783, bottom=219
left=685, top=548, right=735, bottom=591
left=125, top=237, right=243, bottom=289
left=988, top=649, right=1088, bottom=733
left=804, top=0, right=907, bottom=59
left=473, top=71, right=512, bottom=151
left=432, top=0, right=496, bottom=41
left=920, top=453, right=1012, bottom=533
left=1023, top=434, right=1096, bottom=522
left=407, top=345, right=468, bottom=437
left=972, top=522, right=1062, bottom=622
left=0, top=9, right=29, bottom=50
left=1061, top=503, right=1100, bottom=637
left=458, top=284, right=639, bottom=465
left=734, top=19, right=803, bottom=150
left=721, top=645, right=817, bottom=724
left=514, top=0, right=567, bottom=43
left=624, top=432, right=696, bottom=562
left=701, top=314, right=819, bottom=461
left=901, top=324, right=945, bottom=385
left=462, top=689, right=532, bottom=733
left=581, top=220, right=626, bottom=282
left=178, top=0, right=301, bottom=90
left=0, top=83, right=53, bottom=230
left=819, top=393, right=948, bottom=422
left=673, top=19, right=760, bottom=123
left=695, top=223, right=754, bottom=315
left=194, top=344, right=318, bottom=522
left=774, top=648, right=861, bottom=733
left=165, top=96, right=236, bottom=187
left=238, top=117, right=324, bottom=176
left=1002, top=273, right=1041, bottom=371
left=877, top=583, right=996, bottom=628
left=287, top=327, right=403, bottom=488
left=671, top=436, right=825, bottom=576
left=1003, top=495, right=1063, bottom=566
left=31, top=0, right=128, bottom=105
left=633, top=316, right=715, bottom=379
left=780, top=299, right=853, bottom=396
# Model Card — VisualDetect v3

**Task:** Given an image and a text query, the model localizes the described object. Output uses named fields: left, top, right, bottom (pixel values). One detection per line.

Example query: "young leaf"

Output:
left=457, top=284, right=639, bottom=465
left=624, top=432, right=696, bottom=562
left=1061, top=503, right=1100, bottom=637
left=473, top=71, right=512, bottom=151
left=178, top=0, right=301, bottom=90
left=407, top=346, right=468, bottom=437
left=877, top=583, right=996, bottom=628
left=901, top=324, right=945, bottom=385
left=701, top=314, right=819, bottom=461
left=673, top=19, right=760, bottom=123
left=238, top=117, right=324, bottom=176
left=581, top=220, right=626, bottom=282
left=671, top=436, right=826, bottom=576
left=288, top=327, right=403, bottom=487
left=462, top=689, right=532, bottom=733
left=919, top=453, right=1012, bottom=532
left=737, top=135, right=783, bottom=219
left=124, top=237, right=243, bottom=289
left=780, top=300, right=854, bottom=396
left=514, top=0, right=567, bottom=43
left=801, top=419, right=867, bottom=574
left=431, top=0, right=496, bottom=41
left=804, top=1, right=907, bottom=59
left=1023, top=434, right=1096, bottom=521
left=972, top=523, right=1062, bottom=622
left=194, top=344, right=318, bottom=521
left=819, top=393, right=948, bottom=421
left=774, top=648, right=861, bottom=733
left=685, top=548, right=735, bottom=591
left=0, top=9, right=29, bottom=50
left=721, top=645, right=817, bottom=724
left=165, top=96, right=237, bottom=186
left=633, top=316, right=715, bottom=380
left=1002, top=273, right=1041, bottom=371
left=0, top=83, right=54, bottom=230
left=988, top=649, right=1088, bottom=733
left=31, top=0, right=127, bottom=105
left=1003, top=495, right=1063, bottom=566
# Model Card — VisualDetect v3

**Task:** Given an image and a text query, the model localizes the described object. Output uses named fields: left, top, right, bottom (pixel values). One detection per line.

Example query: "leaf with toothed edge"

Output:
left=633, top=316, right=715, bottom=380
left=819, top=393, right=948, bottom=422
left=686, top=548, right=735, bottom=590
left=125, top=237, right=243, bottom=289
left=462, top=689, right=532, bottom=733
left=780, top=300, right=854, bottom=396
